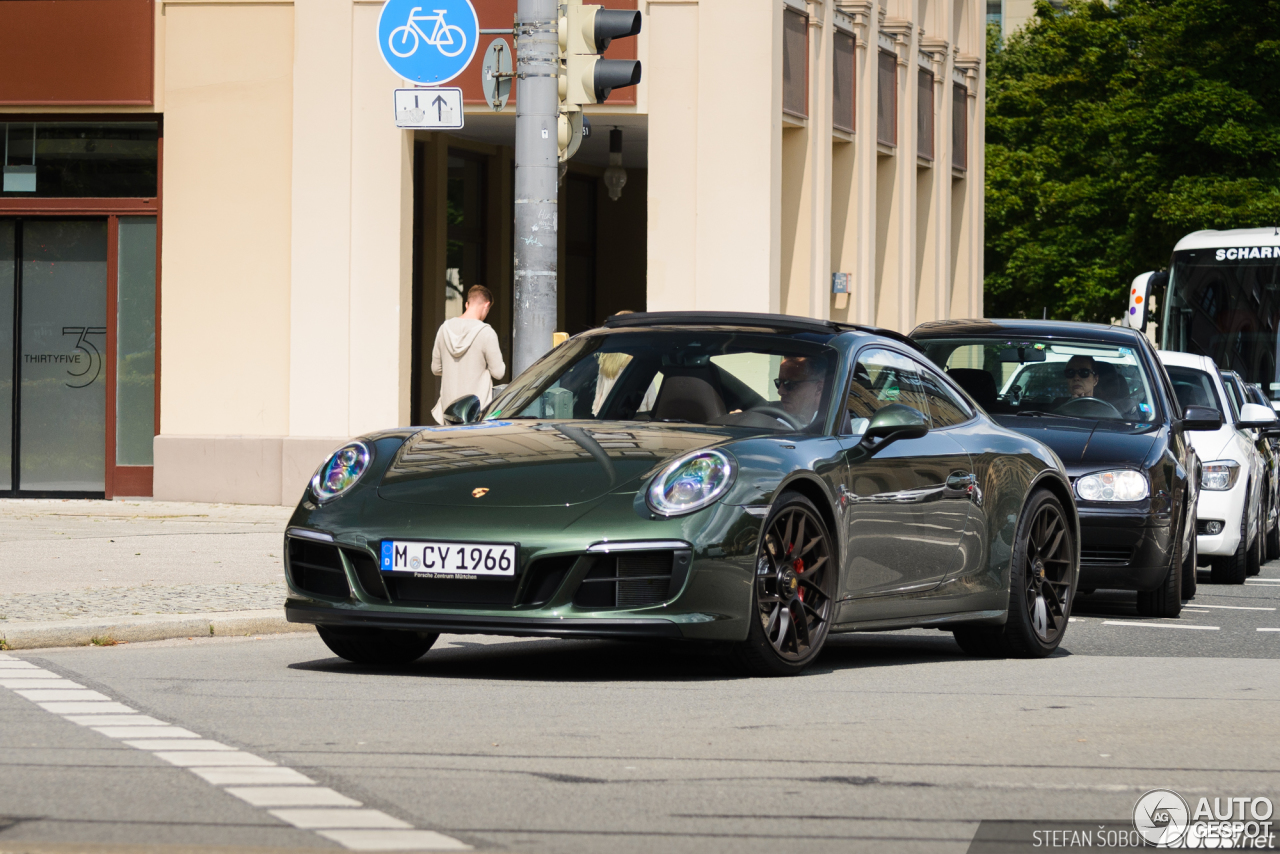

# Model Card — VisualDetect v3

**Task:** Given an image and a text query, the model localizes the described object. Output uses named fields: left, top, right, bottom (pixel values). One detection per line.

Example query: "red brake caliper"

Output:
left=793, top=557, right=805, bottom=601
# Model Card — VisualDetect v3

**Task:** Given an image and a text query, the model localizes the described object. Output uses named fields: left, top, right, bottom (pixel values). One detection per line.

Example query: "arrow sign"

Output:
left=394, top=87, right=464, bottom=130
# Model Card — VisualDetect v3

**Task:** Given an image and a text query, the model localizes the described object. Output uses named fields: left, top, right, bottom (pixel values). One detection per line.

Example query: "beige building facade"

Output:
left=0, top=0, right=984, bottom=506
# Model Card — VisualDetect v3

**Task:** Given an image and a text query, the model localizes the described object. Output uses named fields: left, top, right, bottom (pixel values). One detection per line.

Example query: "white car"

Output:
left=1159, top=351, right=1277, bottom=584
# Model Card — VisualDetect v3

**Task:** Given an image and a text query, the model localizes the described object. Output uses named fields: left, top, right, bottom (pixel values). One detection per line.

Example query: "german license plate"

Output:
left=380, top=540, right=517, bottom=577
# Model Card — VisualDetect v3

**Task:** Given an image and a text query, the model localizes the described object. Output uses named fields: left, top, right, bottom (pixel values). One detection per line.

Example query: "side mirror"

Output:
left=1238, top=402, right=1278, bottom=430
left=1182, top=406, right=1223, bottom=432
left=442, top=394, right=482, bottom=426
left=861, top=404, right=929, bottom=453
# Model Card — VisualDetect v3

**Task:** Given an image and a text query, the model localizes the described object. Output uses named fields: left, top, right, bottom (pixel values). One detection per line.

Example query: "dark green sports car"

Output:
left=284, top=312, right=1080, bottom=675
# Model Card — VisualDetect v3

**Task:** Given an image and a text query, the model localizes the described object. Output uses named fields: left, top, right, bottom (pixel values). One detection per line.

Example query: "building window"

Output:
left=782, top=8, right=808, bottom=118
left=877, top=50, right=897, bottom=146
left=832, top=31, right=855, bottom=133
left=917, top=69, right=934, bottom=160
left=952, top=82, right=968, bottom=171
left=986, top=0, right=1002, bottom=28
left=1, top=121, right=158, bottom=197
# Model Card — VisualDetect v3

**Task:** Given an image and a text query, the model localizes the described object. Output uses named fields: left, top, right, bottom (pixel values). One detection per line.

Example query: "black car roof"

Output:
left=602, top=311, right=922, bottom=350
left=911, top=318, right=1144, bottom=346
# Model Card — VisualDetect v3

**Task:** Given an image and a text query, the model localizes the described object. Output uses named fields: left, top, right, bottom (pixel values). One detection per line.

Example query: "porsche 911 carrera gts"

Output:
left=284, top=312, right=1079, bottom=675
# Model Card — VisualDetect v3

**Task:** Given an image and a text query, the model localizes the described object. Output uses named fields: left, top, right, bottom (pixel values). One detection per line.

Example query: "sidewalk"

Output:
left=0, top=499, right=310, bottom=649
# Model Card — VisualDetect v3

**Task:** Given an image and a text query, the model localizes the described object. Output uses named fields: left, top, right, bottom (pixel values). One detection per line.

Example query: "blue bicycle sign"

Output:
left=377, top=0, right=479, bottom=86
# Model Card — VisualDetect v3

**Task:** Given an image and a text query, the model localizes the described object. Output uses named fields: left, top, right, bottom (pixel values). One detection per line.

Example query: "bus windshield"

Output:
left=1162, top=247, right=1280, bottom=402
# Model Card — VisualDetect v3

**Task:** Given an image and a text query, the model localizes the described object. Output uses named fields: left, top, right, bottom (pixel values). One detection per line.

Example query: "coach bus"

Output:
left=1126, top=227, right=1280, bottom=406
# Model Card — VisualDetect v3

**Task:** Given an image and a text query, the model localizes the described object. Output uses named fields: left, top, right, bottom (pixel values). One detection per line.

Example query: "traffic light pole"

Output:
left=512, top=0, right=560, bottom=377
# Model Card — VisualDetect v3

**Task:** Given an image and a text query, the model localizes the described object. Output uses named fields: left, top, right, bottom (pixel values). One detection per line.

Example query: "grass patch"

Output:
left=0, top=637, right=8, bottom=651
left=90, top=636, right=118, bottom=647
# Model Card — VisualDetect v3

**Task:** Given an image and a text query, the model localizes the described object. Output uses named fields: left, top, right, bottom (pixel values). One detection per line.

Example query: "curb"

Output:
left=0, top=609, right=314, bottom=650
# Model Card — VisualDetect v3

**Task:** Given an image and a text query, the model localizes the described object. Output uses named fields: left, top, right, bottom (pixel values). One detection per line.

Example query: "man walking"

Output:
left=431, top=285, right=506, bottom=424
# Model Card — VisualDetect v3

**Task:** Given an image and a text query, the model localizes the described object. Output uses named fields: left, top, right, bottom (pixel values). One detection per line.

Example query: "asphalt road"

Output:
left=3, top=563, right=1280, bottom=854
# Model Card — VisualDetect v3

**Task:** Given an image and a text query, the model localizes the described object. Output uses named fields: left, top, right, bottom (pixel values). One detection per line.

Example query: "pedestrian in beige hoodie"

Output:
left=431, top=285, right=506, bottom=424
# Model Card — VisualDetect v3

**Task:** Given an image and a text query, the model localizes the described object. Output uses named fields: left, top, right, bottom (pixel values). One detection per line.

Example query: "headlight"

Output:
left=311, top=441, right=372, bottom=503
left=1074, top=469, right=1149, bottom=502
left=1201, top=460, right=1241, bottom=491
left=646, top=449, right=736, bottom=517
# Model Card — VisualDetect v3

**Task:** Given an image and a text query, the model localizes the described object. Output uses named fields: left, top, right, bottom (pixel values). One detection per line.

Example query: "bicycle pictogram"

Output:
left=388, top=7, right=467, bottom=58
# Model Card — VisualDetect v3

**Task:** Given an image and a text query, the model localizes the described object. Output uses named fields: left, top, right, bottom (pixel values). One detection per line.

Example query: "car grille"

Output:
left=287, top=539, right=350, bottom=600
left=519, top=555, right=578, bottom=606
left=1080, top=546, right=1134, bottom=567
left=572, top=550, right=691, bottom=609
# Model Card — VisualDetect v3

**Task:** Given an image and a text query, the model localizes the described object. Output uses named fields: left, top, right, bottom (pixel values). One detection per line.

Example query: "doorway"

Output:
left=0, top=216, right=156, bottom=497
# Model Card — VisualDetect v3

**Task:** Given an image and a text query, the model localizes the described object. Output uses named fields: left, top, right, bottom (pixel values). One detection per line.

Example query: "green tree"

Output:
left=984, top=0, right=1280, bottom=322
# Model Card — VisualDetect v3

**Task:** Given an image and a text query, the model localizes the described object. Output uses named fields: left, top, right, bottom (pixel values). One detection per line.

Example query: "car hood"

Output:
left=376, top=420, right=741, bottom=507
left=992, top=415, right=1160, bottom=469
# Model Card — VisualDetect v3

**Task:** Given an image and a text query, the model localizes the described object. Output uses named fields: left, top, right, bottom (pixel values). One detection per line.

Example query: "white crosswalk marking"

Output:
left=0, top=657, right=472, bottom=850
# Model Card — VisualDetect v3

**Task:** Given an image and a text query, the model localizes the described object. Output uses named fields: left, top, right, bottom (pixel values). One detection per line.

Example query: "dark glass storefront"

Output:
left=0, top=119, right=158, bottom=497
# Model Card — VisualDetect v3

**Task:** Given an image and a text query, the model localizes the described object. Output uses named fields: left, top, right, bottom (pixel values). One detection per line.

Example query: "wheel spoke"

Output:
left=781, top=513, right=794, bottom=554
left=802, top=555, right=828, bottom=577
left=793, top=604, right=812, bottom=650
left=798, top=535, right=823, bottom=557
left=793, top=515, right=806, bottom=555
left=774, top=606, right=792, bottom=651
left=1032, top=594, right=1048, bottom=638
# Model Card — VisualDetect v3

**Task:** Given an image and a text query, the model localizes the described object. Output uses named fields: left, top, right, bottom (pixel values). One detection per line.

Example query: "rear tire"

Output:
left=1211, top=502, right=1249, bottom=585
left=317, top=626, right=437, bottom=665
left=952, top=488, right=1075, bottom=658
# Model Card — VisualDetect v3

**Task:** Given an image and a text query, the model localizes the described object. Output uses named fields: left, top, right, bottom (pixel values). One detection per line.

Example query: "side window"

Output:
left=915, top=362, right=971, bottom=428
left=842, top=348, right=928, bottom=434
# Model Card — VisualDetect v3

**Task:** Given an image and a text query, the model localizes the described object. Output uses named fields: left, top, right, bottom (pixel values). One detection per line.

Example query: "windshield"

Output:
left=915, top=336, right=1158, bottom=423
left=1162, top=247, right=1280, bottom=402
left=484, top=329, right=839, bottom=433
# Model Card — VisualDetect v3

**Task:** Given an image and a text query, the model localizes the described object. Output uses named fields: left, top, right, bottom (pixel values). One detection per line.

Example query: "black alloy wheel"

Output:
left=317, top=626, right=438, bottom=665
left=733, top=492, right=835, bottom=676
left=954, top=489, right=1075, bottom=658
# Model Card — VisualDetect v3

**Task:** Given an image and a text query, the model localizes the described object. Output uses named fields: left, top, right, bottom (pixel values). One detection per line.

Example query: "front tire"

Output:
left=317, top=626, right=437, bottom=665
left=1266, top=500, right=1280, bottom=562
left=953, top=488, right=1075, bottom=658
left=1211, top=499, right=1250, bottom=585
left=1248, top=501, right=1264, bottom=576
left=732, top=492, right=836, bottom=676
left=1181, top=511, right=1198, bottom=601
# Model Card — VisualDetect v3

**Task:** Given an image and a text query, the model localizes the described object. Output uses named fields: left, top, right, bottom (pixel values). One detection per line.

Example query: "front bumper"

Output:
left=1196, top=477, right=1247, bottom=557
left=1077, top=507, right=1173, bottom=592
left=281, top=498, right=760, bottom=644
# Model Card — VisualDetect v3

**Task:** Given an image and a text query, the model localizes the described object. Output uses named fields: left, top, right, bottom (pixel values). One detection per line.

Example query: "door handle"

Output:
left=944, top=472, right=982, bottom=506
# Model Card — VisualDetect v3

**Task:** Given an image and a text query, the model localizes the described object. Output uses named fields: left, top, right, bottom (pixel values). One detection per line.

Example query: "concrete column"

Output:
left=693, top=0, right=781, bottom=313
left=289, top=0, right=352, bottom=438
left=644, top=0, right=700, bottom=311
left=349, top=3, right=415, bottom=433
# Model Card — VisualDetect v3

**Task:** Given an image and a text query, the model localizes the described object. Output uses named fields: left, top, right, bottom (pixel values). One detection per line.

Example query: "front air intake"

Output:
left=572, top=549, right=691, bottom=609
left=287, top=539, right=351, bottom=600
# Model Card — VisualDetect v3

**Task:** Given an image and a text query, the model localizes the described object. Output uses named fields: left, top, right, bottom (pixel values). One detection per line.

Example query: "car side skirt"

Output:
left=831, top=609, right=1006, bottom=633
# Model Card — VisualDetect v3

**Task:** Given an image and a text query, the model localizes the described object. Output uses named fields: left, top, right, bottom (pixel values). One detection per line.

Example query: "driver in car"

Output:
left=776, top=356, right=826, bottom=425
left=1063, top=356, right=1099, bottom=399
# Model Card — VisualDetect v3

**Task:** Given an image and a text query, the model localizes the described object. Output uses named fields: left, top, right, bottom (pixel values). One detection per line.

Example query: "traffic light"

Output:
left=559, top=3, right=642, bottom=106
